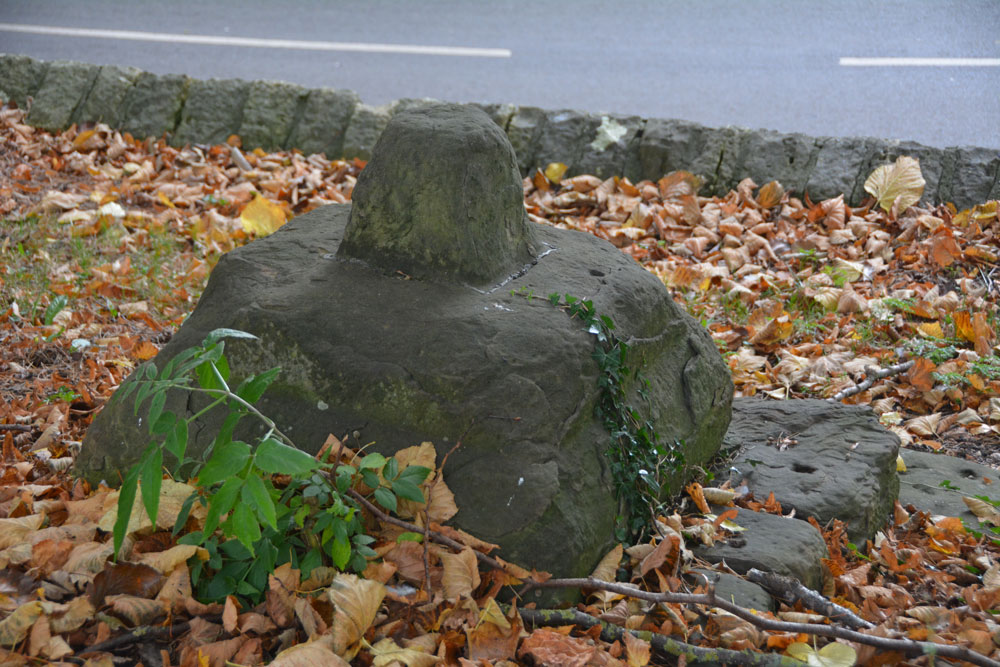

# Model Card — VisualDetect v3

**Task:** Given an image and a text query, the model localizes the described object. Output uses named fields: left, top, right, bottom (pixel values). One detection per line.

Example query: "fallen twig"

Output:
left=517, top=606, right=804, bottom=666
left=528, top=577, right=1000, bottom=667
left=0, top=424, right=32, bottom=432
left=828, top=360, right=914, bottom=402
left=65, top=620, right=193, bottom=663
left=346, top=487, right=513, bottom=575
left=745, top=568, right=873, bottom=630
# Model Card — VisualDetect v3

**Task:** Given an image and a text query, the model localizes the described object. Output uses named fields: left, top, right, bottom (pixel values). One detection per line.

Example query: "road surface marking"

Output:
left=840, top=57, right=1000, bottom=67
left=0, top=23, right=512, bottom=58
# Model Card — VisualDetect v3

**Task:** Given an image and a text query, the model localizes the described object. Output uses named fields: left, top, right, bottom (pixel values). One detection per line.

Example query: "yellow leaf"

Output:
left=623, top=630, right=651, bottom=667
left=0, top=514, right=45, bottom=550
left=917, top=321, right=944, bottom=338
left=543, top=162, right=568, bottom=184
left=477, top=597, right=511, bottom=630
left=0, top=601, right=43, bottom=646
left=786, top=640, right=857, bottom=667
left=327, top=573, right=386, bottom=659
left=702, top=487, right=736, bottom=506
left=370, top=638, right=441, bottom=667
left=864, top=156, right=925, bottom=213
left=896, top=455, right=907, bottom=473
left=239, top=192, right=286, bottom=237
left=270, top=635, right=349, bottom=667
left=157, top=191, right=175, bottom=209
left=963, top=497, right=1000, bottom=525
left=590, top=544, right=623, bottom=582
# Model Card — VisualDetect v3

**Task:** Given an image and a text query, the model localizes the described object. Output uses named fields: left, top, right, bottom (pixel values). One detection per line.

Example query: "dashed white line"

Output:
left=840, top=57, right=1000, bottom=67
left=0, top=22, right=512, bottom=58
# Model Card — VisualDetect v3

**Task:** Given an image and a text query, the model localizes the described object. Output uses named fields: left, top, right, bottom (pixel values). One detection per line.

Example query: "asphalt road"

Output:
left=1, top=0, right=998, bottom=149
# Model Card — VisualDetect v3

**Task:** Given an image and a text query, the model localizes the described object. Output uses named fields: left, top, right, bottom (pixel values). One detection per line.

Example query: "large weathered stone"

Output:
left=721, top=398, right=900, bottom=544
left=338, top=104, right=538, bottom=286
left=79, top=105, right=734, bottom=578
left=692, top=508, right=828, bottom=591
left=898, top=450, right=1000, bottom=529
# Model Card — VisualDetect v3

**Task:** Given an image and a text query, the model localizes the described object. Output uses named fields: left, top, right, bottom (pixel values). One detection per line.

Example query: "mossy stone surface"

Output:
left=338, top=104, right=538, bottom=286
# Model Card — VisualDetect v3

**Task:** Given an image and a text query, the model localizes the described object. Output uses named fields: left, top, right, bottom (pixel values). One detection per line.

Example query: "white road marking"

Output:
left=840, top=57, right=1000, bottom=67
left=0, top=23, right=512, bottom=58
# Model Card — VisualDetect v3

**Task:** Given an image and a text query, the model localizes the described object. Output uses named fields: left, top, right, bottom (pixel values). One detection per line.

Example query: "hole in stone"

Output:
left=792, top=463, right=816, bottom=474
left=590, top=269, right=605, bottom=277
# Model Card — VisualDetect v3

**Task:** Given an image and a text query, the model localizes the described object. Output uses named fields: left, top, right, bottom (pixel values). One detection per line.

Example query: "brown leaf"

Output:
left=465, top=599, right=521, bottom=662
left=89, top=561, right=165, bottom=608
left=440, top=547, right=480, bottom=601
left=657, top=171, right=700, bottom=199
left=222, top=595, right=240, bottom=634
left=328, top=572, right=386, bottom=659
left=928, top=232, right=962, bottom=267
left=906, top=357, right=936, bottom=393
left=639, top=535, right=677, bottom=577
left=685, top=482, right=710, bottom=514
left=756, top=180, right=785, bottom=208
left=517, top=628, right=596, bottom=667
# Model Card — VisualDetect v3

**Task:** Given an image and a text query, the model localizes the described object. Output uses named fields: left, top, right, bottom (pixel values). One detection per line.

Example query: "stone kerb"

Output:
left=2, top=53, right=998, bottom=208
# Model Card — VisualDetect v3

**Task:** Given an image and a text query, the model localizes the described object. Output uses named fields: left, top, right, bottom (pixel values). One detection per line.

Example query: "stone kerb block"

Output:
left=288, top=87, right=360, bottom=158
left=240, top=80, right=307, bottom=151
left=638, top=119, right=746, bottom=195
left=25, top=60, right=99, bottom=131
left=946, top=146, right=1000, bottom=208
left=73, top=64, right=142, bottom=127
left=0, top=53, right=49, bottom=108
left=173, top=78, right=250, bottom=147
left=736, top=130, right=820, bottom=196
left=119, top=72, right=189, bottom=141
left=79, top=103, right=735, bottom=579
left=505, top=106, right=547, bottom=175
left=341, top=103, right=392, bottom=159
left=802, top=137, right=875, bottom=204
left=470, top=102, right=517, bottom=132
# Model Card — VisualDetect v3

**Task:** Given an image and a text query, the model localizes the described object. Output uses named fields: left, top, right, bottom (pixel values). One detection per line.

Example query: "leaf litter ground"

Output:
left=2, top=104, right=1000, bottom=665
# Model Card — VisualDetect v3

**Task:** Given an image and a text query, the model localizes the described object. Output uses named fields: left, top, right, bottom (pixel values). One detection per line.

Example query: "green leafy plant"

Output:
left=548, top=293, right=685, bottom=540
left=113, top=328, right=430, bottom=605
left=46, top=385, right=80, bottom=404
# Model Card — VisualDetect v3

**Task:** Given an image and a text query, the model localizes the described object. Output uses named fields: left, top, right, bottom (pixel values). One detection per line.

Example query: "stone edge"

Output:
left=3, top=53, right=998, bottom=209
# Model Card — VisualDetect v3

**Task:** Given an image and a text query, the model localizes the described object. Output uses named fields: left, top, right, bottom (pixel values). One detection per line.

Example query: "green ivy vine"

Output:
left=548, top=293, right=685, bottom=540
